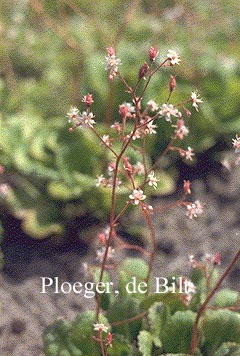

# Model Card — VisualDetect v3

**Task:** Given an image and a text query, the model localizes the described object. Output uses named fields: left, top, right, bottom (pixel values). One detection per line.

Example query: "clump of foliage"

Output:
left=41, top=46, right=240, bottom=355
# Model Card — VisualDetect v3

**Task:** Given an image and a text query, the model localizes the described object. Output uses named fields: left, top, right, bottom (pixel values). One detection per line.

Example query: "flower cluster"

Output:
left=105, top=47, right=121, bottom=80
left=186, top=200, right=204, bottom=219
left=66, top=47, right=207, bottom=352
left=67, top=105, right=95, bottom=131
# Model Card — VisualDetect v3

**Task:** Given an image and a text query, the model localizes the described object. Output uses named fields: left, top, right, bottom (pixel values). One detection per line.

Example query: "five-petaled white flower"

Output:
left=79, top=111, right=96, bottom=127
left=93, top=323, right=109, bottom=333
left=180, top=147, right=195, bottom=161
left=159, top=104, right=182, bottom=122
left=102, top=134, right=111, bottom=146
left=66, top=106, right=79, bottom=123
left=186, top=200, right=204, bottom=219
left=232, top=135, right=240, bottom=153
left=146, top=121, right=158, bottom=134
left=147, top=100, right=159, bottom=112
left=148, top=171, right=159, bottom=189
left=167, top=50, right=181, bottom=65
left=129, top=189, right=146, bottom=205
left=191, top=92, right=203, bottom=111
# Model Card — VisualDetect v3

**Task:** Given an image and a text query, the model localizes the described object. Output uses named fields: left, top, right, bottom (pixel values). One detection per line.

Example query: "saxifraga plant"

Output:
left=42, top=47, right=240, bottom=356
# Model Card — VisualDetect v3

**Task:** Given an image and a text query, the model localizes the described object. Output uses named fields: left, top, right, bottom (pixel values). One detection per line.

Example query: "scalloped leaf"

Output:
left=137, top=330, right=153, bottom=356
left=43, top=319, right=82, bottom=356
left=201, top=310, right=240, bottom=355
left=70, top=311, right=110, bottom=355
left=140, top=292, right=187, bottom=314
left=21, top=208, right=63, bottom=239
left=107, top=297, right=141, bottom=342
left=213, top=342, right=240, bottom=356
left=162, top=310, right=196, bottom=354
left=213, top=289, right=239, bottom=308
left=48, top=181, right=84, bottom=200
left=148, top=302, right=170, bottom=348
left=107, top=334, right=132, bottom=356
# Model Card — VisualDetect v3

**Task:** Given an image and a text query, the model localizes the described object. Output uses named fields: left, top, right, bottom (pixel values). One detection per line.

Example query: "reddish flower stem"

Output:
left=189, top=249, right=240, bottom=355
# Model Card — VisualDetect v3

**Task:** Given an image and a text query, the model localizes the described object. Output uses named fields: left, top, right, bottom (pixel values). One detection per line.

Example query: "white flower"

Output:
left=185, top=147, right=195, bottom=161
left=107, top=177, right=122, bottom=189
left=66, top=106, right=79, bottom=123
left=167, top=49, right=181, bottom=65
left=159, top=104, right=182, bottom=122
left=102, top=135, right=111, bottom=146
left=132, top=129, right=141, bottom=140
left=232, top=135, right=240, bottom=153
left=191, top=91, right=203, bottom=111
left=134, top=162, right=145, bottom=175
left=173, top=119, right=189, bottom=140
left=147, top=100, right=159, bottom=112
left=186, top=200, right=204, bottom=219
left=148, top=171, right=159, bottom=189
left=78, top=111, right=95, bottom=127
left=180, top=147, right=195, bottom=161
left=96, top=175, right=107, bottom=187
left=96, top=246, right=115, bottom=263
left=129, top=189, right=146, bottom=205
left=105, top=54, right=121, bottom=79
left=146, top=121, right=158, bottom=135
left=93, top=323, right=109, bottom=333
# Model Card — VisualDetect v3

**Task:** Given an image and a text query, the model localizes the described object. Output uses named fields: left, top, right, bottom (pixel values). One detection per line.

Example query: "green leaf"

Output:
left=148, top=302, right=170, bottom=347
left=140, top=293, right=187, bottom=314
left=137, top=330, right=153, bottom=356
left=107, top=297, right=141, bottom=342
left=162, top=311, right=196, bottom=354
left=201, top=310, right=240, bottom=355
left=48, top=181, right=84, bottom=200
left=70, top=311, right=110, bottom=355
left=107, top=334, right=132, bottom=356
left=118, top=258, right=149, bottom=299
left=213, top=289, right=239, bottom=308
left=213, top=342, right=240, bottom=356
left=22, top=208, right=63, bottom=239
left=145, top=170, right=176, bottom=196
left=43, top=319, right=82, bottom=356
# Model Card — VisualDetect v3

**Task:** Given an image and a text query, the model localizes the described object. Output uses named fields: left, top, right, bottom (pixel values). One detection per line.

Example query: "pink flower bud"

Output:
left=169, top=75, right=176, bottom=92
left=183, top=180, right=191, bottom=194
left=139, top=62, right=149, bottom=80
left=119, top=104, right=129, bottom=119
left=82, top=93, right=94, bottom=107
left=106, top=47, right=115, bottom=56
left=183, top=106, right=192, bottom=117
left=98, top=233, right=106, bottom=245
left=214, top=253, right=221, bottom=265
left=149, top=47, right=159, bottom=61
left=123, top=156, right=134, bottom=175
left=105, top=332, right=113, bottom=347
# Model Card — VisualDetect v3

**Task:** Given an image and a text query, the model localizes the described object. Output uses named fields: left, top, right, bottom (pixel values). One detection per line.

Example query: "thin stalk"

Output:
left=189, top=249, right=240, bottom=355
